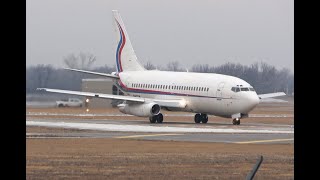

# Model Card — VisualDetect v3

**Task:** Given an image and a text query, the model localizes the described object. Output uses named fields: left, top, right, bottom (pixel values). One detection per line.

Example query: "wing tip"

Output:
left=36, top=88, right=46, bottom=91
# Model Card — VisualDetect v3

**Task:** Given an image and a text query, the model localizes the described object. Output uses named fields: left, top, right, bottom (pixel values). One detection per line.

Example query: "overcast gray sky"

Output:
left=26, top=0, right=293, bottom=72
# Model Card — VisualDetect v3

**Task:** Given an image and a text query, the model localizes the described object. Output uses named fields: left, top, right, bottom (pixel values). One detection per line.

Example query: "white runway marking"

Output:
left=26, top=112, right=294, bottom=118
left=235, top=138, right=294, bottom=144
left=114, top=134, right=182, bottom=139
left=27, top=121, right=293, bottom=134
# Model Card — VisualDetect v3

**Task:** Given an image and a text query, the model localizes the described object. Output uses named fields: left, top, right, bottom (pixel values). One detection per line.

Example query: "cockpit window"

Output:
left=240, top=88, right=249, bottom=91
left=231, top=87, right=240, bottom=92
left=249, top=88, right=255, bottom=91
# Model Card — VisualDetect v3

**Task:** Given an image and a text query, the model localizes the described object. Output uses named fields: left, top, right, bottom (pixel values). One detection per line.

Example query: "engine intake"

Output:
left=118, top=103, right=160, bottom=117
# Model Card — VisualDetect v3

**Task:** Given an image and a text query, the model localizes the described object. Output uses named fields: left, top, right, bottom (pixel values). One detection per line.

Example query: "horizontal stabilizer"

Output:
left=63, top=68, right=119, bottom=79
left=258, top=92, right=286, bottom=99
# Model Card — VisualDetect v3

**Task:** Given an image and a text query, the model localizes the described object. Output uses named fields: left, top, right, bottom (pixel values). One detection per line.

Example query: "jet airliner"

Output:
left=37, top=10, right=285, bottom=125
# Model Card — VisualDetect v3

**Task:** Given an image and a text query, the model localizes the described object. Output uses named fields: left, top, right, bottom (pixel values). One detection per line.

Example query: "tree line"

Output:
left=26, top=53, right=293, bottom=95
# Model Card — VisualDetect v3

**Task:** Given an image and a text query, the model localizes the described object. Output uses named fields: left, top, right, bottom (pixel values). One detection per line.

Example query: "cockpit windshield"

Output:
left=231, top=87, right=240, bottom=92
left=231, top=86, right=255, bottom=92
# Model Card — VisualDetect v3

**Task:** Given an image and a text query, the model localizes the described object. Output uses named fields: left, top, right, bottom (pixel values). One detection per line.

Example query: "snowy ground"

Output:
left=26, top=120, right=293, bottom=134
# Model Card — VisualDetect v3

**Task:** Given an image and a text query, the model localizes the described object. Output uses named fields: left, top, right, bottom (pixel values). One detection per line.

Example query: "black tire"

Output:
left=232, top=118, right=240, bottom=125
left=80, top=104, right=82, bottom=107
left=232, top=119, right=236, bottom=125
left=58, top=104, right=63, bottom=107
left=201, top=115, right=208, bottom=123
left=194, top=114, right=201, bottom=123
left=156, top=113, right=163, bottom=123
left=149, top=116, right=156, bottom=123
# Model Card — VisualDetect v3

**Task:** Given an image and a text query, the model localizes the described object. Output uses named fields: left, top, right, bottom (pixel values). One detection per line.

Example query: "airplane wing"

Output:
left=37, top=88, right=186, bottom=108
left=63, top=68, right=119, bottom=79
left=258, top=92, right=286, bottom=99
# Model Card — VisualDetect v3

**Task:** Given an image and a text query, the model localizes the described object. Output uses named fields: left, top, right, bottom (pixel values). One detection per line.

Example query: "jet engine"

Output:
left=118, top=103, right=161, bottom=117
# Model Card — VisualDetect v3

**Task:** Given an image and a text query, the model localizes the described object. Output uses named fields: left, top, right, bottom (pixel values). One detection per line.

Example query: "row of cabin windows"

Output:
left=132, top=83, right=209, bottom=92
left=231, top=87, right=255, bottom=92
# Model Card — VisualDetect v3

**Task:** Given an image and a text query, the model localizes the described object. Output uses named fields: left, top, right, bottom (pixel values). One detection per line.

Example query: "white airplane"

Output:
left=37, top=10, right=286, bottom=125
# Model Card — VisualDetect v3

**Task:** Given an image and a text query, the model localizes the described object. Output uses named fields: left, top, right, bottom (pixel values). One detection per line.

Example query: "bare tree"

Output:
left=93, top=65, right=116, bottom=74
left=166, top=61, right=182, bottom=71
left=26, top=61, right=294, bottom=95
left=26, top=64, right=54, bottom=92
left=191, top=64, right=210, bottom=73
left=63, top=52, right=96, bottom=70
left=144, top=61, right=156, bottom=70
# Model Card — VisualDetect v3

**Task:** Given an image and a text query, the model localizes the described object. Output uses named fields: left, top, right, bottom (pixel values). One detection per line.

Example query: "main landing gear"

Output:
left=149, top=113, right=163, bottom=123
left=194, top=113, right=208, bottom=123
left=232, top=118, right=240, bottom=125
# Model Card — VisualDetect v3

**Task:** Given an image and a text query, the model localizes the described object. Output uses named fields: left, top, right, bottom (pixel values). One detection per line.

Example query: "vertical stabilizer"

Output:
left=112, top=10, right=145, bottom=72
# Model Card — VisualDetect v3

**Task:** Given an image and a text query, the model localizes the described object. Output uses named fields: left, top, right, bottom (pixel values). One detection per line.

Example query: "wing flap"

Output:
left=151, top=99, right=186, bottom=108
left=37, top=88, right=186, bottom=108
left=258, top=92, right=286, bottom=99
left=37, top=88, right=144, bottom=102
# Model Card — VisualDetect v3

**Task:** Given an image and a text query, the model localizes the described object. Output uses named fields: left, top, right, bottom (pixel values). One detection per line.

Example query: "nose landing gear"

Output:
left=232, top=118, right=240, bottom=125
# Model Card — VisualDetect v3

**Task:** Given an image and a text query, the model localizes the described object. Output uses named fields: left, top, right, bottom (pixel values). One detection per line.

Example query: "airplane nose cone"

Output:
left=251, top=94, right=260, bottom=107
left=244, top=94, right=260, bottom=112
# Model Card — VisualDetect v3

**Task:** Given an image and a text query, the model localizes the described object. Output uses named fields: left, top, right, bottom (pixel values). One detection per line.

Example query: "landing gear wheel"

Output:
left=232, top=118, right=240, bottom=125
left=149, top=116, right=156, bottom=123
left=156, top=113, right=163, bottom=123
left=194, top=113, right=201, bottom=123
left=201, top=114, right=208, bottom=123
left=150, top=113, right=163, bottom=123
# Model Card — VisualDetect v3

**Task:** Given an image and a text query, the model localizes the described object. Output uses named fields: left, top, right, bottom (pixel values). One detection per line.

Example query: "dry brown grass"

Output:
left=27, top=138, right=293, bottom=179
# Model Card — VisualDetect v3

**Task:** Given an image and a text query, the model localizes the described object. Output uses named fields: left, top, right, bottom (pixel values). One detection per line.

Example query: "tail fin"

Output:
left=112, top=10, right=145, bottom=72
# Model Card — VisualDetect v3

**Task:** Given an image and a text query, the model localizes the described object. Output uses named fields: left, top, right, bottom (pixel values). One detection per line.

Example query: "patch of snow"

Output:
left=26, top=121, right=293, bottom=134
left=26, top=112, right=293, bottom=118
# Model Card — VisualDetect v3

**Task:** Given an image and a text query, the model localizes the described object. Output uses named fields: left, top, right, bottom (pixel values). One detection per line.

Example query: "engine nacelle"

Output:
left=118, top=103, right=161, bottom=117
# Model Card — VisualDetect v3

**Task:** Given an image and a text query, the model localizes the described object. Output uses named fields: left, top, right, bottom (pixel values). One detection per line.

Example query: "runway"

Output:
left=26, top=116, right=293, bottom=144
